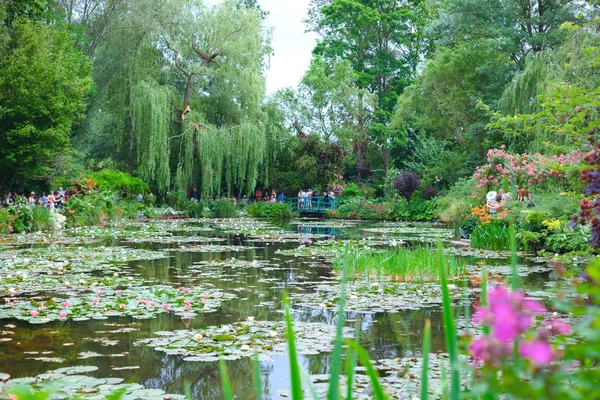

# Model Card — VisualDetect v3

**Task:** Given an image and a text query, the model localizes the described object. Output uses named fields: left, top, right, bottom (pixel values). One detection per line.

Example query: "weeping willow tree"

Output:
left=500, top=28, right=600, bottom=116
left=494, top=27, right=600, bottom=153
left=131, top=81, right=173, bottom=193
left=174, top=112, right=272, bottom=198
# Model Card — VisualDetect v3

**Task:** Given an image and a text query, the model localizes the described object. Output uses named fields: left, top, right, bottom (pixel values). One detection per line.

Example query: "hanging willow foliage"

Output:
left=174, top=111, right=275, bottom=198
left=131, top=81, right=172, bottom=193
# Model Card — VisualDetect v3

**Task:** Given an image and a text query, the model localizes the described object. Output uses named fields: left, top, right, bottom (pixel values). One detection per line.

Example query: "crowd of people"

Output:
left=485, top=186, right=533, bottom=215
left=296, top=187, right=338, bottom=209
left=2, top=188, right=67, bottom=210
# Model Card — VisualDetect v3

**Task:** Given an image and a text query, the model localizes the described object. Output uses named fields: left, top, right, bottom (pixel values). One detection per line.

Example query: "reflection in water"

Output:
left=0, top=219, right=552, bottom=398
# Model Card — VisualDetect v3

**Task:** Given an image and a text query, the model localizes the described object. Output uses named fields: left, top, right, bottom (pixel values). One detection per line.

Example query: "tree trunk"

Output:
left=382, top=146, right=389, bottom=172
left=184, top=74, right=196, bottom=111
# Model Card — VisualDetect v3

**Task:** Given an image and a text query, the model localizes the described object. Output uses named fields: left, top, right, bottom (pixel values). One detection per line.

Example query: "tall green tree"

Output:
left=0, top=2, right=93, bottom=188
left=307, top=0, right=432, bottom=174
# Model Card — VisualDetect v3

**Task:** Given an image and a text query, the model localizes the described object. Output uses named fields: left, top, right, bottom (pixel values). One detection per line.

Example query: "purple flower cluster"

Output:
left=470, top=286, right=570, bottom=366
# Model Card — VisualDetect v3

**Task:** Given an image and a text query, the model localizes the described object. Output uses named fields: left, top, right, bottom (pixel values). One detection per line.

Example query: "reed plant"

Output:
left=470, top=220, right=509, bottom=250
left=333, top=244, right=466, bottom=282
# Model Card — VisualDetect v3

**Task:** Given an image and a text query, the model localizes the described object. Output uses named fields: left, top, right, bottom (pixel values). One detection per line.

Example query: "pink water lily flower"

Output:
left=61, top=301, right=71, bottom=308
left=59, top=311, right=67, bottom=320
left=96, top=290, right=103, bottom=296
left=30, top=310, right=39, bottom=317
left=162, top=303, right=169, bottom=310
left=115, top=290, right=121, bottom=298
left=184, top=299, right=192, bottom=305
left=148, top=301, right=156, bottom=307
left=92, top=297, right=100, bottom=304
left=39, top=304, right=46, bottom=311
left=118, top=303, right=126, bottom=310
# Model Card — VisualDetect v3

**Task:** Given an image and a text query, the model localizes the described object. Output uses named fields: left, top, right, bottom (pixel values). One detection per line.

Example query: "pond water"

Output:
left=0, top=218, right=557, bottom=399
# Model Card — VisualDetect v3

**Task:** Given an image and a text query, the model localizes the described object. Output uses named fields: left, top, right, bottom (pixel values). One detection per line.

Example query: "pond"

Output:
left=0, top=218, right=560, bottom=399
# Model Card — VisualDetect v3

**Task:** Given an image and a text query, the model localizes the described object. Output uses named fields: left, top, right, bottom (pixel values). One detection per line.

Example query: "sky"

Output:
left=205, top=0, right=318, bottom=94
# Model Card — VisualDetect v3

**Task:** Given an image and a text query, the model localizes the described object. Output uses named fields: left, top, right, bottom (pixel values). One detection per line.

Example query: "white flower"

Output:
left=372, top=282, right=379, bottom=288
left=269, top=331, right=278, bottom=337
left=113, top=273, right=119, bottom=277
left=240, top=344, right=250, bottom=351
left=79, top=279, right=86, bottom=285
left=64, top=281, right=71, bottom=287
left=128, top=277, right=134, bottom=281
left=8, top=287, right=16, bottom=294
left=319, top=303, right=326, bottom=308
left=193, top=333, right=203, bottom=341
left=246, top=316, right=255, bottom=322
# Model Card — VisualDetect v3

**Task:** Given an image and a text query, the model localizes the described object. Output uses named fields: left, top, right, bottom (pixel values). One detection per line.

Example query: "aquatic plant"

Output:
left=333, top=245, right=466, bottom=282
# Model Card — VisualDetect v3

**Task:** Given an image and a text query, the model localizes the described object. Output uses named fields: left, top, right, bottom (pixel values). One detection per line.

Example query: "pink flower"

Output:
left=148, top=301, right=156, bottom=307
left=92, top=297, right=100, bottom=304
left=542, top=319, right=571, bottom=336
left=118, top=303, right=126, bottom=310
left=61, top=301, right=71, bottom=308
left=184, top=299, right=191, bottom=305
left=59, top=311, right=67, bottom=320
left=518, top=340, right=553, bottom=365
left=96, top=290, right=103, bottom=296
left=39, top=304, right=46, bottom=311
left=162, top=303, right=169, bottom=310
left=214, top=295, right=220, bottom=300
left=184, top=305, right=191, bottom=311
left=115, top=290, right=121, bottom=297
left=30, top=310, right=39, bottom=317
left=225, top=293, right=231, bottom=298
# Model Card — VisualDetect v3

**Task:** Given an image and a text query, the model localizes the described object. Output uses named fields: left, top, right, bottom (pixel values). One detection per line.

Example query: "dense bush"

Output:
left=212, top=199, right=238, bottom=218
left=186, top=200, right=212, bottom=218
left=0, top=209, right=14, bottom=233
left=64, top=196, right=103, bottom=227
left=8, top=204, right=33, bottom=233
left=167, top=191, right=189, bottom=210
left=90, top=169, right=149, bottom=198
left=245, top=202, right=293, bottom=222
left=392, top=172, right=420, bottom=202
left=545, top=226, right=591, bottom=253
left=341, top=182, right=361, bottom=198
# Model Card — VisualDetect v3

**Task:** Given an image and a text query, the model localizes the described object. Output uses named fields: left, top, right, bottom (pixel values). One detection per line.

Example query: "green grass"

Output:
left=333, top=244, right=466, bottom=282
left=470, top=220, right=509, bottom=250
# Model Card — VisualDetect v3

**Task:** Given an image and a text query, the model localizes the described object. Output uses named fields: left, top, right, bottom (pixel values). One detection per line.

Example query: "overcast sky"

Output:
left=205, top=0, right=318, bottom=94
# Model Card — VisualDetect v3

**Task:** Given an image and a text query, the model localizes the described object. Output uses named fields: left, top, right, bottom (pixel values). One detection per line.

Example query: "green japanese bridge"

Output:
left=287, top=197, right=342, bottom=215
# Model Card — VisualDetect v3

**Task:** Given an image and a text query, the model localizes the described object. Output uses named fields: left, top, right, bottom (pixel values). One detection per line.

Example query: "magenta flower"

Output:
left=542, top=319, right=571, bottom=336
left=518, top=340, right=554, bottom=365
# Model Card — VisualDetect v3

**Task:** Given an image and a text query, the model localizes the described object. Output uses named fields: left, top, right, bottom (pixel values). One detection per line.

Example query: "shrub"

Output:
left=8, top=204, right=33, bottom=233
left=391, top=198, right=436, bottom=221
left=341, top=183, right=361, bottom=198
left=393, top=172, right=420, bottom=202
left=64, top=196, right=102, bottom=227
left=212, top=199, right=238, bottom=218
left=186, top=200, right=213, bottom=218
left=167, top=191, right=188, bottom=210
left=245, top=201, right=269, bottom=218
left=0, top=209, right=15, bottom=233
left=545, top=226, right=591, bottom=253
left=90, top=169, right=149, bottom=198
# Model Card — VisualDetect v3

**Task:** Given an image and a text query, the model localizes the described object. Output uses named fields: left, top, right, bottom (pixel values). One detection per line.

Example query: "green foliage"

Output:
left=470, top=220, right=510, bottom=251
left=30, top=205, right=52, bottom=232
left=90, top=169, right=150, bottom=198
left=167, top=191, right=189, bottom=211
left=63, top=195, right=103, bottom=227
left=0, top=17, right=92, bottom=186
left=8, top=203, right=33, bottom=233
left=245, top=202, right=293, bottom=222
left=545, top=226, right=591, bottom=254
left=0, top=208, right=15, bottom=233
left=334, top=244, right=466, bottom=282
left=211, top=199, right=238, bottom=218
left=186, top=200, right=212, bottom=218
left=392, top=198, right=437, bottom=222
left=341, top=183, right=361, bottom=198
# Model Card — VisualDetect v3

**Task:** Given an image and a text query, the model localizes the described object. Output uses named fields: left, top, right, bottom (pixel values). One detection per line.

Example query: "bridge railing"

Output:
left=287, top=196, right=342, bottom=212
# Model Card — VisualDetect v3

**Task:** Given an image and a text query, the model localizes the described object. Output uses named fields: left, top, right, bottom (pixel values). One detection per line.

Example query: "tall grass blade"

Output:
left=253, top=354, right=264, bottom=400
left=328, top=244, right=350, bottom=400
left=346, top=340, right=389, bottom=400
left=437, top=239, right=460, bottom=400
left=509, top=223, right=519, bottom=289
left=300, top=366, right=322, bottom=400
left=184, top=382, right=193, bottom=400
left=345, top=316, right=362, bottom=400
left=219, top=358, right=233, bottom=400
left=283, top=291, right=304, bottom=400
left=420, top=319, right=431, bottom=400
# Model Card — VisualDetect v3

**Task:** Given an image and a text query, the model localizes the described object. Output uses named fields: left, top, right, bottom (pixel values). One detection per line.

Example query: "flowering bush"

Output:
left=472, top=147, right=583, bottom=200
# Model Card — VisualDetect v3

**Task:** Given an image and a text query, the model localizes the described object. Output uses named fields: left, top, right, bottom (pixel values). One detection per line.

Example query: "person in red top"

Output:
left=255, top=189, right=262, bottom=202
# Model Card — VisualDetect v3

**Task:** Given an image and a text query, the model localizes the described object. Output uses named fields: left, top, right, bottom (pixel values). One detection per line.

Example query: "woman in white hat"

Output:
left=486, top=191, right=500, bottom=214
